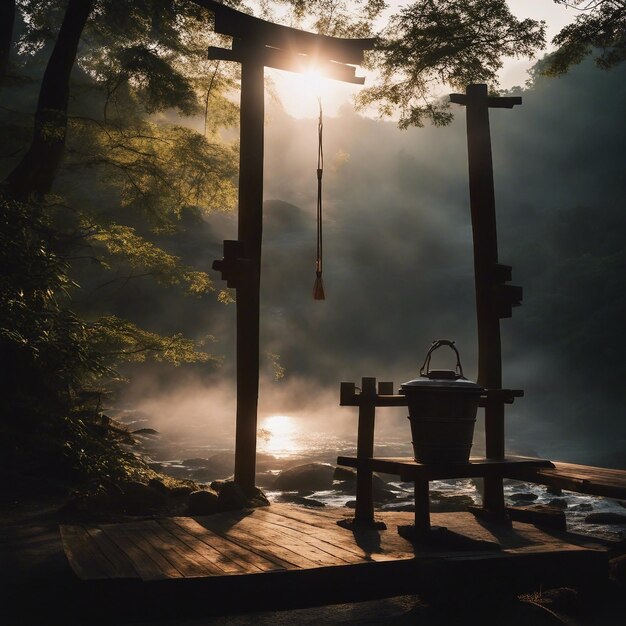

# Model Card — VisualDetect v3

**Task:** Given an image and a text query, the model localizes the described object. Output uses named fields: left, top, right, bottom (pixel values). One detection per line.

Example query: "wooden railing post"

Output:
left=355, top=377, right=376, bottom=525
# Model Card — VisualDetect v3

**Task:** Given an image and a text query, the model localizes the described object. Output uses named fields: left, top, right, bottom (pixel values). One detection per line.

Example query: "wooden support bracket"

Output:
left=212, top=239, right=251, bottom=288
left=478, top=389, right=524, bottom=407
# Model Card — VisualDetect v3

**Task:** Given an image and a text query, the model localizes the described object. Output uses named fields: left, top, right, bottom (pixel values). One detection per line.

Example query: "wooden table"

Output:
left=336, top=455, right=554, bottom=538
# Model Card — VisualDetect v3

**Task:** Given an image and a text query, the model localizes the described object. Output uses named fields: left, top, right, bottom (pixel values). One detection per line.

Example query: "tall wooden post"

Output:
left=354, top=377, right=377, bottom=525
left=450, top=84, right=521, bottom=513
left=234, top=54, right=265, bottom=491
left=207, top=2, right=374, bottom=493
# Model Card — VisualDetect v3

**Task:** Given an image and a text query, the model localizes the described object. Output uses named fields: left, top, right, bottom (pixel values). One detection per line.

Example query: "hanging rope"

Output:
left=313, top=97, right=325, bottom=301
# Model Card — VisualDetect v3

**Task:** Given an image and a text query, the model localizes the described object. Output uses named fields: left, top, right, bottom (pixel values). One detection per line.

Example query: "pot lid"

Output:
left=400, top=372, right=483, bottom=392
left=400, top=339, right=483, bottom=393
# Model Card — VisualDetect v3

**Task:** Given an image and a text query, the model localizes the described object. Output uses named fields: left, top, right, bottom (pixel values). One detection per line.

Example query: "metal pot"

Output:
left=400, top=340, right=483, bottom=464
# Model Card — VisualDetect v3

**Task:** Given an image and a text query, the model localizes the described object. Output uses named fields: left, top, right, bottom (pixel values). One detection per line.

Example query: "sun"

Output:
left=258, top=414, right=299, bottom=455
left=268, top=66, right=360, bottom=119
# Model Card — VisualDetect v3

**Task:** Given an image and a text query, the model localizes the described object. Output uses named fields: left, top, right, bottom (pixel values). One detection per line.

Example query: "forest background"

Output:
left=1, top=0, right=625, bottom=492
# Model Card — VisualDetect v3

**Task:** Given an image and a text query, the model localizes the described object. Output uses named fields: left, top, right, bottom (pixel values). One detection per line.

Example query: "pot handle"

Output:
left=419, top=339, right=464, bottom=378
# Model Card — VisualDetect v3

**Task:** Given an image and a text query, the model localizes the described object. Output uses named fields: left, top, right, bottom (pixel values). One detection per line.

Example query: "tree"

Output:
left=0, top=0, right=16, bottom=85
left=357, top=0, right=546, bottom=128
left=6, top=0, right=94, bottom=199
left=0, top=1, right=241, bottom=486
left=543, top=0, right=626, bottom=76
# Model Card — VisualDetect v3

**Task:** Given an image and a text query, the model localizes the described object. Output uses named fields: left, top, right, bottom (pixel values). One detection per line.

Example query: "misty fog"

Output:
left=117, top=57, right=626, bottom=469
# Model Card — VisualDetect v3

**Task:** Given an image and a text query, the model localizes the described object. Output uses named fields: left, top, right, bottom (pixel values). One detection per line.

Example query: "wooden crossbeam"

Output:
left=208, top=45, right=366, bottom=84
left=197, top=0, right=375, bottom=64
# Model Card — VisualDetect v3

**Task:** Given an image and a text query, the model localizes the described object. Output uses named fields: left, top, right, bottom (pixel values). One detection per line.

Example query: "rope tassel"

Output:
left=313, top=98, right=325, bottom=300
left=313, top=267, right=325, bottom=300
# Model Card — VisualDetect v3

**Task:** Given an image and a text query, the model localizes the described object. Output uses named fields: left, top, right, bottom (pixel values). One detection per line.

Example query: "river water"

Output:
left=119, top=411, right=626, bottom=542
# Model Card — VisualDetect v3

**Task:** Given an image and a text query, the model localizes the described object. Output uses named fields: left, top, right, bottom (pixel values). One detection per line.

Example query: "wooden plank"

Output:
left=129, top=521, right=225, bottom=578
left=231, top=515, right=345, bottom=566
left=60, top=525, right=120, bottom=580
left=169, top=517, right=285, bottom=573
left=83, top=527, right=139, bottom=579
left=193, top=513, right=332, bottom=569
left=506, top=461, right=626, bottom=499
left=337, top=456, right=554, bottom=481
left=158, top=518, right=251, bottom=574
left=249, top=510, right=365, bottom=563
left=267, top=504, right=357, bottom=531
left=265, top=507, right=407, bottom=562
left=100, top=523, right=184, bottom=581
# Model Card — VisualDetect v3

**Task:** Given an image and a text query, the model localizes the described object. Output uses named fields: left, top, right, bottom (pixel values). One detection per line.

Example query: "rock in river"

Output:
left=585, top=512, right=626, bottom=525
left=273, top=463, right=336, bottom=491
left=187, top=489, right=220, bottom=515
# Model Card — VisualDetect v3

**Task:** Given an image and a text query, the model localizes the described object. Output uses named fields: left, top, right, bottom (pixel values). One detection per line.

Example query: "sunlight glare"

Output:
left=269, top=66, right=360, bottom=119
left=258, top=414, right=301, bottom=456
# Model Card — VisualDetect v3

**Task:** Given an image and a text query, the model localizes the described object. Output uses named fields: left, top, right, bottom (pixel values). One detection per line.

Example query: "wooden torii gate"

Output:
left=202, top=1, right=375, bottom=491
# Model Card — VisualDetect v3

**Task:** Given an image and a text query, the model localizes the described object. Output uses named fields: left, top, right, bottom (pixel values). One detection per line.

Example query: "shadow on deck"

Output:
left=57, top=504, right=610, bottom=620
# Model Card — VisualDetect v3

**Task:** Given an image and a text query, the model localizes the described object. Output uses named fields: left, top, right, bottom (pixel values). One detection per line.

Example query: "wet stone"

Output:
left=275, top=494, right=325, bottom=508
left=547, top=498, right=568, bottom=509
left=585, top=512, right=626, bottom=525
left=510, top=492, right=539, bottom=502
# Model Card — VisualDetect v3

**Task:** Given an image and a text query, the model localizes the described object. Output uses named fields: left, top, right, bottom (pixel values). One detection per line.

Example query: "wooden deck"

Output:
left=59, top=504, right=609, bottom=616
left=505, top=460, right=626, bottom=500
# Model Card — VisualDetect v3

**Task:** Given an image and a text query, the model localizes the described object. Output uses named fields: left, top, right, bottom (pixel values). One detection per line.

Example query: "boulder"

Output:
left=182, top=458, right=210, bottom=468
left=273, top=463, right=335, bottom=491
left=333, top=467, right=356, bottom=481
left=275, top=494, right=325, bottom=508
left=214, top=481, right=269, bottom=511
left=148, top=478, right=170, bottom=495
left=168, top=485, right=194, bottom=497
left=119, top=481, right=168, bottom=515
left=547, top=498, right=568, bottom=509
left=187, top=489, right=220, bottom=515
left=206, top=452, right=235, bottom=474
left=546, top=485, right=563, bottom=496
left=510, top=492, right=539, bottom=503
left=585, top=512, right=626, bottom=525
left=572, top=503, right=593, bottom=512
left=131, top=428, right=159, bottom=436
left=255, top=471, right=279, bottom=488
left=334, top=480, right=356, bottom=495
left=332, top=474, right=396, bottom=502
left=61, top=485, right=123, bottom=520
left=430, top=494, right=474, bottom=512
left=372, top=482, right=397, bottom=503
left=508, top=504, right=567, bottom=531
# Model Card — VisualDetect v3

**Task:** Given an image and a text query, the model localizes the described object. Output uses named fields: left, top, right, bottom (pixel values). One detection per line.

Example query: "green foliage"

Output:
left=266, top=352, right=286, bottom=380
left=68, top=121, right=238, bottom=229
left=278, top=0, right=385, bottom=36
left=88, top=315, right=214, bottom=366
left=1, top=0, right=241, bottom=488
left=357, top=0, right=546, bottom=128
left=542, top=1, right=626, bottom=76
left=90, top=223, right=214, bottom=295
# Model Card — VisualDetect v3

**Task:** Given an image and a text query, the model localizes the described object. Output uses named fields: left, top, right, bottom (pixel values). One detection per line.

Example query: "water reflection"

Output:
left=258, top=415, right=300, bottom=456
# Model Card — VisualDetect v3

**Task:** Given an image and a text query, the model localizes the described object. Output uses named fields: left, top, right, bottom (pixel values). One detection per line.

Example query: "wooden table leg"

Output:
left=414, top=477, right=431, bottom=537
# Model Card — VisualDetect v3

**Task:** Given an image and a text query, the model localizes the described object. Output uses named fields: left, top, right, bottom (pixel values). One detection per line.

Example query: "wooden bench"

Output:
left=336, top=377, right=550, bottom=539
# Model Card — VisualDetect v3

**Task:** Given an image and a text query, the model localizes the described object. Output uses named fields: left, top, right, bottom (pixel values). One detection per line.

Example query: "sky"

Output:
left=121, top=45, right=626, bottom=469
left=270, top=0, right=579, bottom=118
